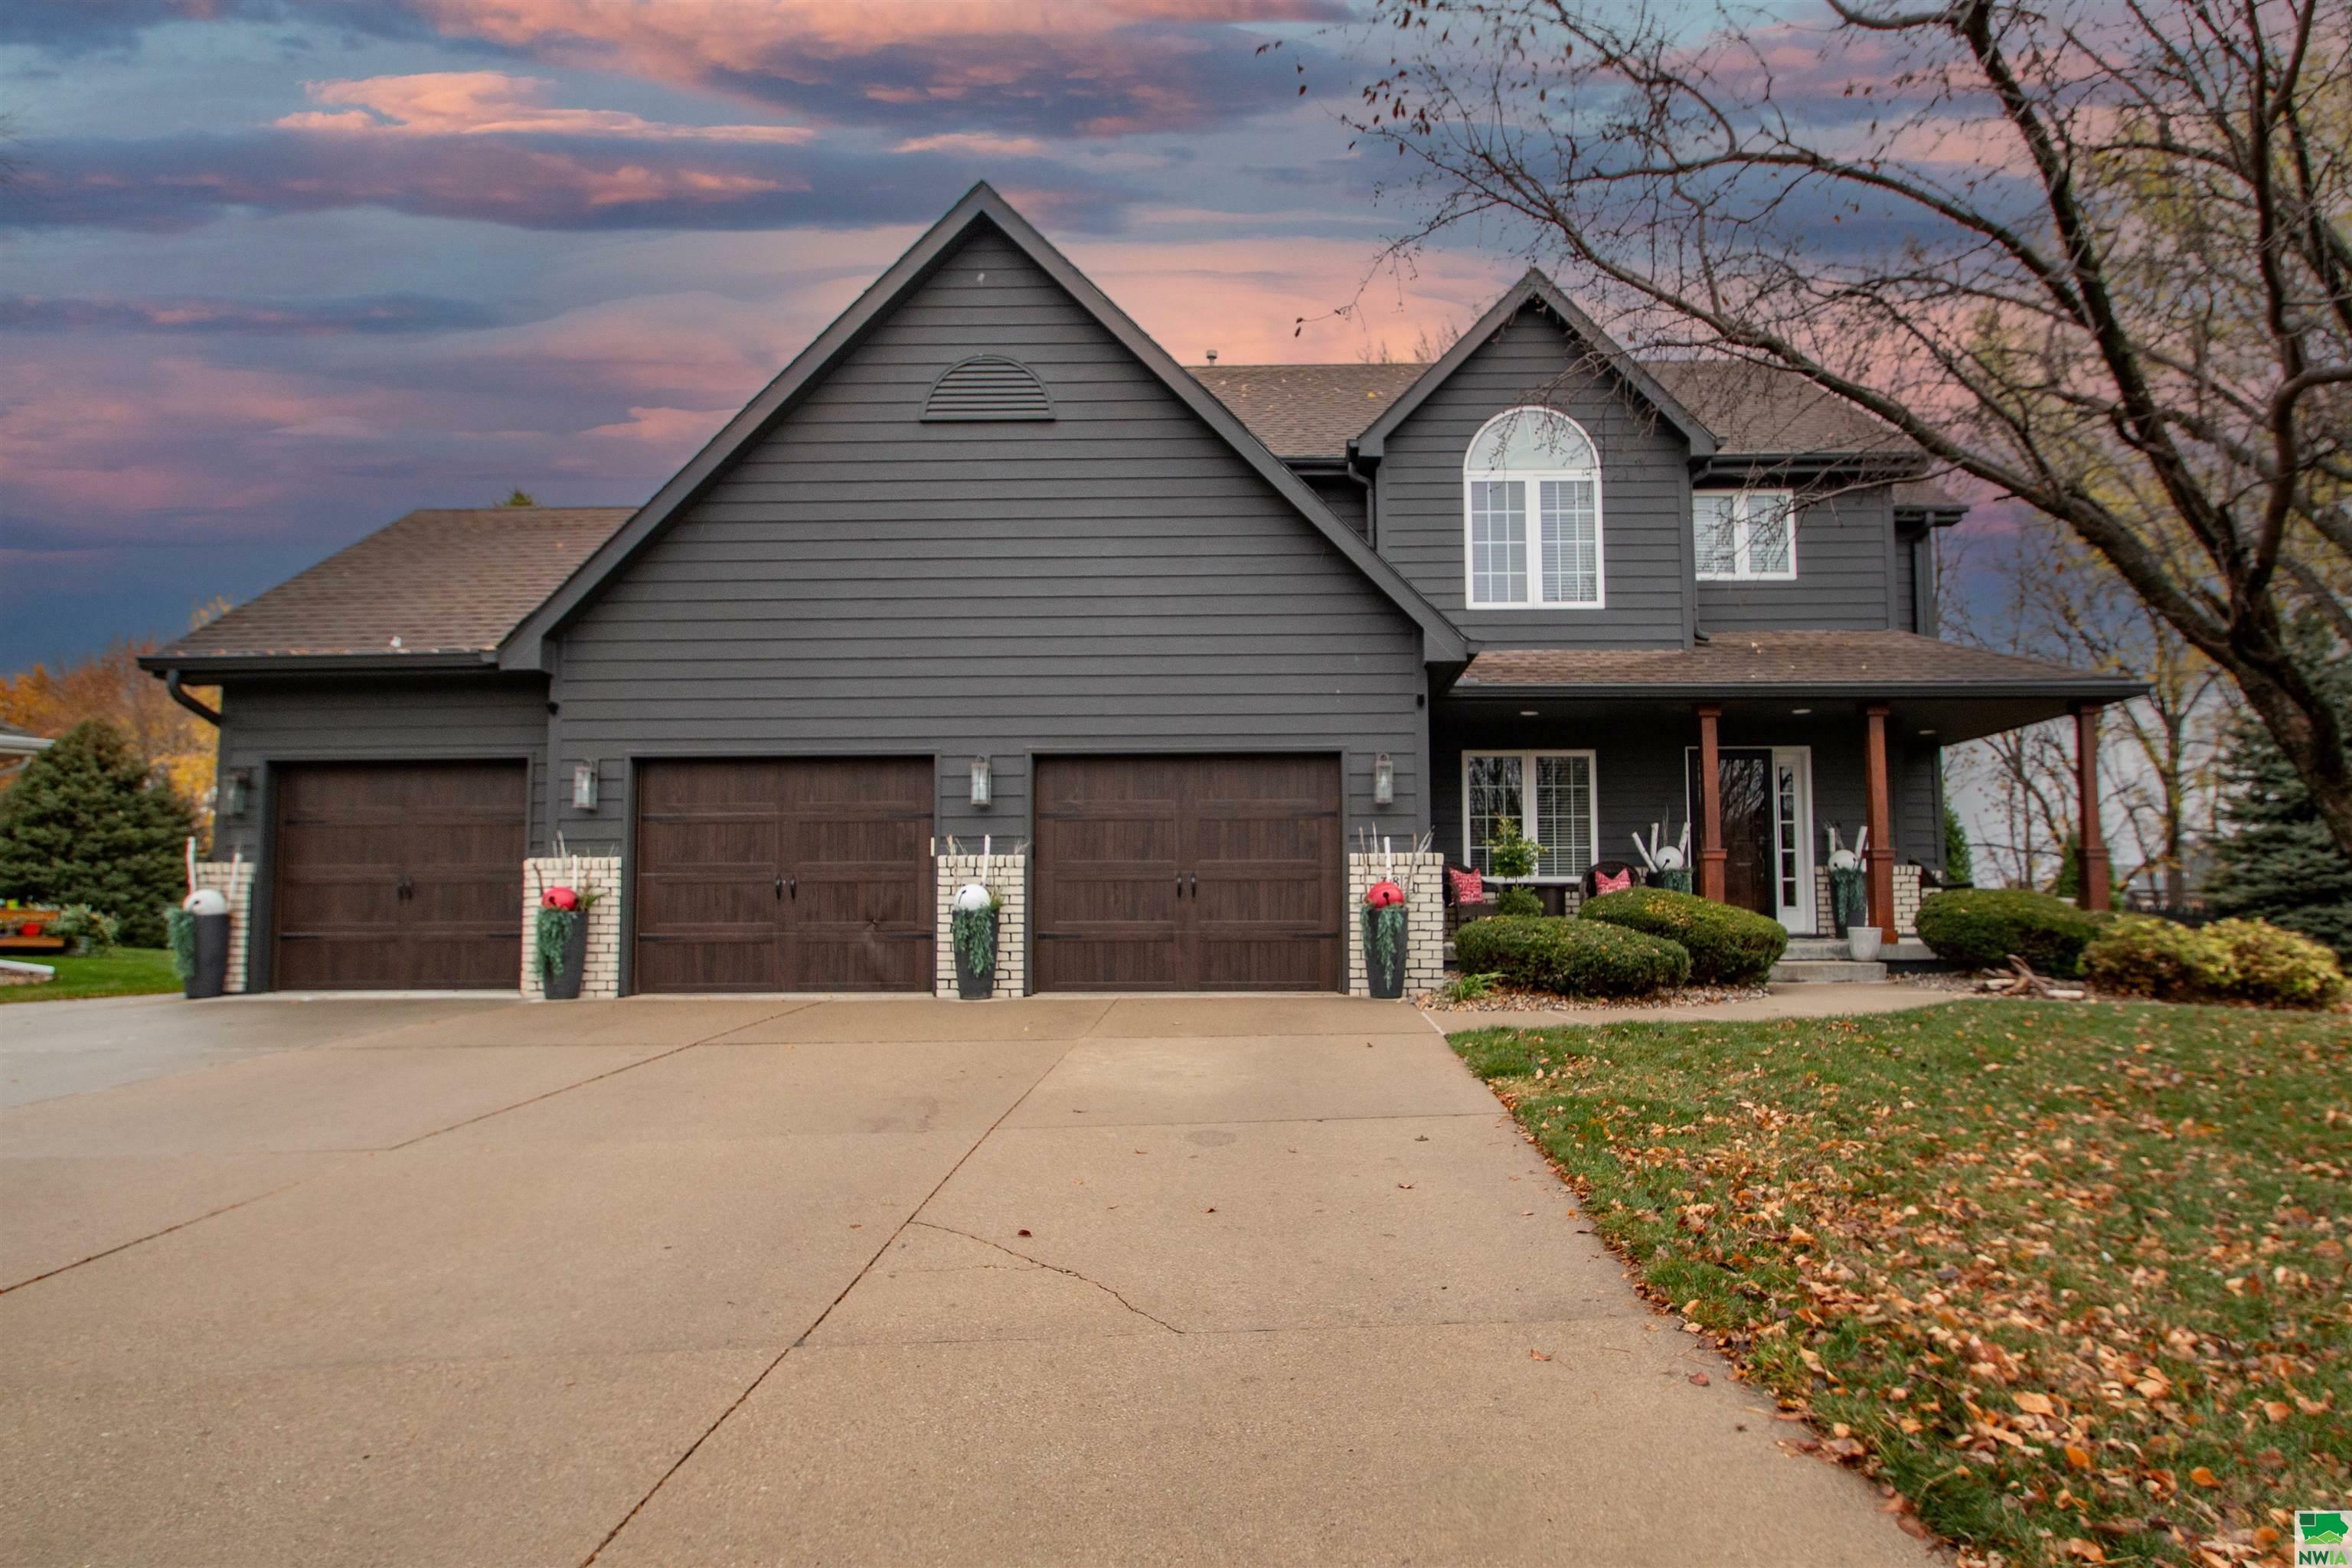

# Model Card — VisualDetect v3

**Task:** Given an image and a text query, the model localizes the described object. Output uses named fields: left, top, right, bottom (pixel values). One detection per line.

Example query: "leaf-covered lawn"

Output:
left=1451, top=1001, right=2350, bottom=1568
left=0, top=946, right=179, bottom=1004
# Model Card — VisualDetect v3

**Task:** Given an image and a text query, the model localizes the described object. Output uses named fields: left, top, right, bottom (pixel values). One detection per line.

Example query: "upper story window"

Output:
left=1463, top=408, right=1603, bottom=609
left=1694, top=490, right=1796, bottom=580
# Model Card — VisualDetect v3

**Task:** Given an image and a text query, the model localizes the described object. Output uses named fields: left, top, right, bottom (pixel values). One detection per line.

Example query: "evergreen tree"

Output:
left=1942, top=801, right=1975, bottom=886
left=0, top=720, right=198, bottom=947
left=2207, top=631, right=2352, bottom=956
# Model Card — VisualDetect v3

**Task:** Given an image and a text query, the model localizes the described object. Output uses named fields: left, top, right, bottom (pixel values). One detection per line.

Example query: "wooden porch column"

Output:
left=1864, top=704, right=1897, bottom=940
left=1697, top=704, right=1726, bottom=902
left=2074, top=704, right=2112, bottom=912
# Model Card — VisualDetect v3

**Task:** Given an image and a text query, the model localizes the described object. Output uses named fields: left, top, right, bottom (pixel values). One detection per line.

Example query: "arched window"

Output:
left=1462, top=407, right=1603, bottom=608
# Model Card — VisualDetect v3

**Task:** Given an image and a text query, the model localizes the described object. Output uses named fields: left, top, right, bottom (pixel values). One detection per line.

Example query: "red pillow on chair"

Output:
left=1592, top=867, right=1632, bottom=895
left=1447, top=867, right=1485, bottom=905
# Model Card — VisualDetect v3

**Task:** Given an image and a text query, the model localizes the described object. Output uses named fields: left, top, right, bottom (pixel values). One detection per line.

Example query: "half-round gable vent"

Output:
left=923, top=354, right=1054, bottom=422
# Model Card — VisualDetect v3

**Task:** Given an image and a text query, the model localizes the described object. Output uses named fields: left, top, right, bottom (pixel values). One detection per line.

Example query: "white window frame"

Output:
left=1682, top=743, right=1816, bottom=933
left=1461, top=749, right=1600, bottom=884
left=1694, top=489, right=1798, bottom=582
left=1463, top=408, right=1606, bottom=610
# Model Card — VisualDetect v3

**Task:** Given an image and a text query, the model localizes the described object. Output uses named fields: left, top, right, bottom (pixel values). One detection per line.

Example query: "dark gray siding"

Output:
left=1302, top=472, right=1370, bottom=538
left=1697, top=485, right=1900, bottom=633
left=548, top=227, right=1429, bottom=853
left=1893, top=528, right=1918, bottom=633
left=209, top=672, right=552, bottom=863
left=1431, top=706, right=1944, bottom=891
left=1376, top=306, right=1694, bottom=648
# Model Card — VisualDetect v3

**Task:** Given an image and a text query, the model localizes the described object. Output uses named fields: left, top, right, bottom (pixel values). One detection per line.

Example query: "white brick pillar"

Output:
left=1894, top=864, right=1922, bottom=937
left=190, top=860, right=255, bottom=994
left=1347, top=850, right=1446, bottom=998
left=936, top=852, right=1026, bottom=998
left=521, top=856, right=623, bottom=1000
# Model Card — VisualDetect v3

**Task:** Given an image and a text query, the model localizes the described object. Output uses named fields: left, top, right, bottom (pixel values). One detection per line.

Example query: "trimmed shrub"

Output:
left=1494, top=884, right=1544, bottom=918
left=1452, top=915, right=1690, bottom=998
left=1579, top=887, right=1787, bottom=985
left=2080, top=915, right=2209, bottom=998
left=1914, top=888, right=2104, bottom=977
left=2202, top=918, right=2346, bottom=1010
left=2081, top=914, right=2347, bottom=1009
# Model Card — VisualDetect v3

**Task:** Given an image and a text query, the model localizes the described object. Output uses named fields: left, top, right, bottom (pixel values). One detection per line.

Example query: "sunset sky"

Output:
left=2, top=0, right=1540, bottom=669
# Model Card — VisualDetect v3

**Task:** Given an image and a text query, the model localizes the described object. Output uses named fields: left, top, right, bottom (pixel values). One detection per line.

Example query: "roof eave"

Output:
left=138, top=650, right=504, bottom=678
left=498, top=182, right=1467, bottom=668
left=1450, top=676, right=2151, bottom=701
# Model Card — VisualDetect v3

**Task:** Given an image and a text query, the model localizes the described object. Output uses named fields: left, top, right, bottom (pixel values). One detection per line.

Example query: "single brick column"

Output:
left=521, top=856, right=623, bottom=1000
left=190, top=860, right=256, bottom=994
left=936, top=852, right=1026, bottom=998
left=1347, top=850, right=1446, bottom=998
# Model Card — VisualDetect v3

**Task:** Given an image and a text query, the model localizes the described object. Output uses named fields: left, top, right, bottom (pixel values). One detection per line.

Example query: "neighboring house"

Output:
left=141, top=183, right=2142, bottom=997
left=0, top=721, right=54, bottom=786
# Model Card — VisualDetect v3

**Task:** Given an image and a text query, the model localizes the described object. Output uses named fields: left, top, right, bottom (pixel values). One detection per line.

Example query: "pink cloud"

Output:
left=893, top=132, right=1050, bottom=158
left=278, top=71, right=815, bottom=142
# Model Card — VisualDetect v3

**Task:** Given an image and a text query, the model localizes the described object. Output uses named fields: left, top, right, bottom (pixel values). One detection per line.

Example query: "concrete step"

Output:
left=1771, top=959, right=1889, bottom=984
left=1782, top=937, right=1937, bottom=962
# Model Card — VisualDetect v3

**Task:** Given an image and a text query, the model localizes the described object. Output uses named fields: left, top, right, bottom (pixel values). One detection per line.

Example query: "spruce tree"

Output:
left=2207, top=633, right=2352, bottom=956
left=0, top=720, right=198, bottom=948
left=1942, top=801, right=1975, bottom=886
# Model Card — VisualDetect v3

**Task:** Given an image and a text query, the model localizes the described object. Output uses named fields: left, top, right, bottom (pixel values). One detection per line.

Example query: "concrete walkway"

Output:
left=0, top=995, right=1936, bottom=1566
left=1443, top=978, right=1971, bottom=1033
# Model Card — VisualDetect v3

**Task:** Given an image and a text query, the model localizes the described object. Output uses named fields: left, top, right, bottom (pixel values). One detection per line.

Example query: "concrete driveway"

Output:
left=1, top=995, right=1930, bottom=1567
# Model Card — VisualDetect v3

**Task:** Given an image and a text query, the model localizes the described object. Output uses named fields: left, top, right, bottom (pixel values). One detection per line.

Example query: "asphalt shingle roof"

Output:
left=158, top=508, right=636, bottom=661
left=1191, top=358, right=1913, bottom=459
left=1457, top=632, right=2131, bottom=691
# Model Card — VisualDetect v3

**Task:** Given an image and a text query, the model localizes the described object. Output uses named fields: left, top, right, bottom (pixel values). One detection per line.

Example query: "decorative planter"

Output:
left=1654, top=868, right=1694, bottom=895
left=1828, top=865, right=1868, bottom=937
left=187, top=912, right=230, bottom=999
left=953, top=931, right=995, bottom=1000
left=1361, top=887, right=1408, bottom=999
left=543, top=914, right=587, bottom=1001
left=1847, top=926, right=1885, bottom=962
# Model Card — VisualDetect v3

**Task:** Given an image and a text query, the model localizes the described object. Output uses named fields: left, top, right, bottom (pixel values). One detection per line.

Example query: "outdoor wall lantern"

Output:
left=571, top=761, right=599, bottom=810
left=969, top=755, right=993, bottom=808
left=221, top=768, right=252, bottom=818
left=1372, top=753, right=1395, bottom=807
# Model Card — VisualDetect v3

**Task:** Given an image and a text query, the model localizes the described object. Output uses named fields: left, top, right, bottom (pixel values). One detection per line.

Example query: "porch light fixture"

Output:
left=1373, top=753, right=1395, bottom=806
left=571, top=761, right=599, bottom=810
left=220, top=768, right=252, bottom=818
left=1791, top=707, right=1812, bottom=716
left=969, top=755, right=993, bottom=807
left=1518, top=709, right=1539, bottom=717
left=1918, top=728, right=1937, bottom=737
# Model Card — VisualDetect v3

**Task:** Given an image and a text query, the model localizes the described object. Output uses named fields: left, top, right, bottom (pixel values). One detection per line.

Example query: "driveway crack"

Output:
left=905, top=1219, right=1182, bottom=1334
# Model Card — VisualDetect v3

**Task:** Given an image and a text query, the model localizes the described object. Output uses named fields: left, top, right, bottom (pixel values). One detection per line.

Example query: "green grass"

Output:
left=1451, top=1001, right=2350, bottom=1568
left=0, top=946, right=180, bottom=1004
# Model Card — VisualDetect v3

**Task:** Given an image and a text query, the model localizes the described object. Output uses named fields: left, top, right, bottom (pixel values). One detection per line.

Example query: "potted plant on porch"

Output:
left=536, top=884, right=599, bottom=1001
left=1824, top=827, right=1879, bottom=960
left=951, top=881, right=1000, bottom=1000
left=1485, top=818, right=1544, bottom=916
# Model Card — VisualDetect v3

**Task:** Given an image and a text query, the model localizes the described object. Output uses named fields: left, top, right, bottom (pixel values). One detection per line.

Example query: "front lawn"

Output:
left=1452, top=1001, right=2349, bottom=1568
left=0, top=946, right=180, bottom=1004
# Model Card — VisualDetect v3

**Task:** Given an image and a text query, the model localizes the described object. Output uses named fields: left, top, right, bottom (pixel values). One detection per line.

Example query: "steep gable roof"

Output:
left=1353, top=270, right=1717, bottom=463
left=501, top=184, right=1467, bottom=668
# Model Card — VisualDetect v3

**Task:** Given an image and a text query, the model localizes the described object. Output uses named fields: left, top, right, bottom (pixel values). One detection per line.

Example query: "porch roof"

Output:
left=1447, top=632, right=2145, bottom=745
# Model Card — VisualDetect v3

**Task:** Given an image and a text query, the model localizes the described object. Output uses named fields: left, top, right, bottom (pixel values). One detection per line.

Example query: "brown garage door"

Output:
left=272, top=761, right=527, bottom=990
left=633, top=758, right=934, bottom=994
left=1033, top=755, right=1342, bottom=992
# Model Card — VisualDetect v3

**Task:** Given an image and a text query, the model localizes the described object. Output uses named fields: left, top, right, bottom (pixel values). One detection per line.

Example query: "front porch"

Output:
left=1433, top=632, right=2148, bottom=946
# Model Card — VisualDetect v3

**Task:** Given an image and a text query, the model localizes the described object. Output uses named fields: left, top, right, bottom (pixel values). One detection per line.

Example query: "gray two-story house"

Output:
left=144, top=183, right=2138, bottom=997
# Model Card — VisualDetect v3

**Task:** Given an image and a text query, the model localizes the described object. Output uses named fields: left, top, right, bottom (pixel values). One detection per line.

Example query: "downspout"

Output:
left=164, top=669, right=222, bottom=727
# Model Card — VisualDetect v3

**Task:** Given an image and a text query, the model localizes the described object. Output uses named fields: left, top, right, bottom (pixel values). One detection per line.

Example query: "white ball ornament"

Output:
left=183, top=888, right=229, bottom=916
left=953, top=882, right=994, bottom=913
left=1829, top=849, right=1859, bottom=871
left=1653, top=844, right=1685, bottom=871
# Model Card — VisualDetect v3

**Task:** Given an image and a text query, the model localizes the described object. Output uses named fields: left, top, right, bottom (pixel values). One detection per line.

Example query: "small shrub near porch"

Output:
left=2085, top=913, right=2347, bottom=1009
left=1915, top=887, right=2105, bottom=977
left=1579, top=887, right=1787, bottom=985
left=1452, top=915, right=1690, bottom=997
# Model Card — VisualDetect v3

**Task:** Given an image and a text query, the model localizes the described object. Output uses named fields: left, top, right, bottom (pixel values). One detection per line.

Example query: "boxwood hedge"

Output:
left=1579, top=887, right=1788, bottom=985
left=1914, top=888, right=2105, bottom=977
left=1452, top=915, right=1691, bottom=997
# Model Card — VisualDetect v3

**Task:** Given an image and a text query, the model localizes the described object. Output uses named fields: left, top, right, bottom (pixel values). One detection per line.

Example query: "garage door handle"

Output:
left=1189, top=872, right=1197, bottom=900
left=788, top=876, right=797, bottom=900
left=774, top=874, right=783, bottom=901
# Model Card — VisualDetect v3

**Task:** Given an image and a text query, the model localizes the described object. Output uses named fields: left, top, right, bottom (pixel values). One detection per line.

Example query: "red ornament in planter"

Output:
left=542, top=886, right=580, bottom=911
left=1364, top=880, right=1405, bottom=908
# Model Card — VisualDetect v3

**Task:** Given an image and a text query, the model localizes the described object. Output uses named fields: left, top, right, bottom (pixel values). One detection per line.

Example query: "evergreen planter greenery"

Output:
left=1361, top=901, right=1408, bottom=998
left=534, top=886, right=599, bottom=1001
left=1828, top=865, right=1868, bottom=936
left=951, top=890, right=999, bottom=1000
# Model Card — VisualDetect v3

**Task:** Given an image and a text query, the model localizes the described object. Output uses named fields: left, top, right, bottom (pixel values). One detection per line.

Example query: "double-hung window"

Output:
left=1464, top=408, right=1603, bottom=608
left=1694, top=490, right=1796, bottom=580
left=1463, top=751, right=1598, bottom=880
